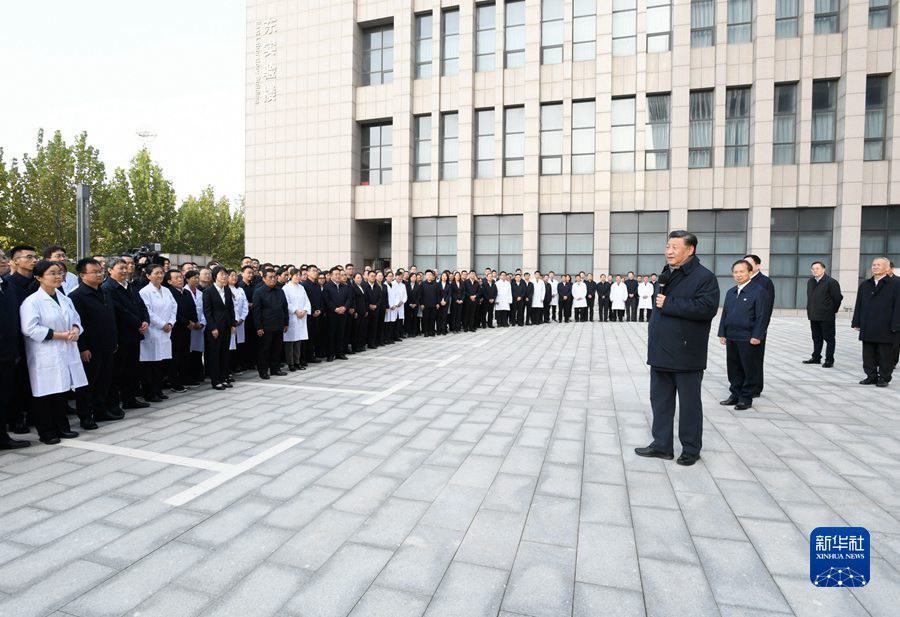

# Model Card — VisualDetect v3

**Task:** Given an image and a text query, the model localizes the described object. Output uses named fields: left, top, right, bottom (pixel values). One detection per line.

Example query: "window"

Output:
left=573, top=0, right=596, bottom=61
left=727, top=0, right=752, bottom=43
left=770, top=208, right=834, bottom=308
left=475, top=215, right=524, bottom=273
left=541, top=0, right=564, bottom=64
left=476, top=3, right=496, bottom=72
left=612, top=0, right=636, bottom=56
left=442, top=9, right=460, bottom=76
left=361, top=24, right=393, bottom=86
left=505, top=0, right=526, bottom=68
left=773, top=83, right=797, bottom=165
left=475, top=108, right=495, bottom=178
left=540, top=103, right=563, bottom=175
left=814, top=0, right=839, bottom=35
left=413, top=115, right=432, bottom=181
left=611, top=97, right=635, bottom=172
left=725, top=87, right=751, bottom=167
left=689, top=90, right=714, bottom=168
left=871, top=0, right=891, bottom=29
left=572, top=99, right=596, bottom=174
left=688, top=210, right=749, bottom=299
left=860, top=206, right=900, bottom=281
left=646, top=94, right=670, bottom=170
left=865, top=75, right=889, bottom=161
left=776, top=0, right=799, bottom=38
left=504, top=106, right=525, bottom=176
left=413, top=217, right=457, bottom=272
left=691, top=0, right=715, bottom=48
left=647, top=0, right=671, bottom=53
left=441, top=112, right=459, bottom=180
left=539, top=213, right=594, bottom=275
left=811, top=79, right=837, bottom=163
left=360, top=122, right=392, bottom=185
left=414, top=14, right=432, bottom=79
left=609, top=212, right=668, bottom=276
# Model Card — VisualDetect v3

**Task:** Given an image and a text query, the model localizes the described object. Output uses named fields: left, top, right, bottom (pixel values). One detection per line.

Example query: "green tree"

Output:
left=167, top=187, right=244, bottom=266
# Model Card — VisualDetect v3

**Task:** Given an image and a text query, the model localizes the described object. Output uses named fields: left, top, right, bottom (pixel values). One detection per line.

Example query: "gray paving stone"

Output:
left=0, top=559, right=114, bottom=617
left=481, top=473, right=538, bottom=514
left=316, top=454, right=384, bottom=490
left=631, top=506, right=699, bottom=565
left=264, top=484, right=344, bottom=529
left=332, top=474, right=401, bottom=515
left=347, top=585, right=430, bottom=617
left=375, top=523, right=464, bottom=596
left=579, top=481, right=631, bottom=526
left=257, top=463, right=330, bottom=501
left=180, top=498, right=273, bottom=547
left=639, top=557, right=719, bottom=617
left=501, top=540, right=576, bottom=617
left=576, top=522, right=642, bottom=591
left=130, top=586, right=212, bottom=617
left=394, top=465, right=456, bottom=502
left=270, top=507, right=366, bottom=570
left=14, top=495, right=133, bottom=547
left=418, top=483, right=487, bottom=531
left=675, top=491, right=748, bottom=541
left=536, top=463, right=582, bottom=498
left=573, top=583, right=646, bottom=617
left=455, top=509, right=527, bottom=570
left=522, top=494, right=579, bottom=548
left=201, top=562, right=307, bottom=617
left=90, top=510, right=204, bottom=568
left=352, top=497, right=430, bottom=549
left=422, top=561, right=508, bottom=617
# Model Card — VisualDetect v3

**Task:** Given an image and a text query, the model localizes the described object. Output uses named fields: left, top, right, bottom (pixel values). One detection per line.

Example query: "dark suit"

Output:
left=378, top=281, right=390, bottom=344
left=463, top=279, right=479, bottom=331
left=363, top=281, right=382, bottom=348
left=102, top=278, right=149, bottom=407
left=71, top=283, right=118, bottom=419
left=718, top=282, right=771, bottom=405
left=237, top=279, right=258, bottom=369
left=350, top=283, right=368, bottom=351
left=806, top=274, right=843, bottom=363
left=3, top=272, right=34, bottom=428
left=167, top=285, right=197, bottom=388
left=748, top=271, right=775, bottom=395
left=852, top=275, right=900, bottom=382
left=450, top=281, right=464, bottom=332
left=525, top=281, right=535, bottom=325
left=585, top=279, right=597, bottom=321
left=303, top=279, right=325, bottom=360
left=511, top=279, right=527, bottom=326
left=421, top=280, right=441, bottom=336
left=0, top=278, right=22, bottom=436
left=625, top=278, right=639, bottom=321
left=323, top=281, right=352, bottom=358
left=406, top=282, right=422, bottom=337
left=558, top=282, right=573, bottom=322
left=202, top=284, right=236, bottom=385
left=479, top=280, right=497, bottom=328
left=597, top=281, right=611, bottom=321
left=646, top=256, right=720, bottom=457
left=252, top=283, right=289, bottom=376
left=437, top=281, right=452, bottom=334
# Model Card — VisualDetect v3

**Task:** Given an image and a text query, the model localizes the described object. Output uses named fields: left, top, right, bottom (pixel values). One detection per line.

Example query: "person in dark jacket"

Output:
left=302, top=266, right=324, bottom=363
left=252, top=269, right=289, bottom=379
left=0, top=274, right=29, bottom=449
left=558, top=275, right=573, bottom=323
left=744, top=254, right=775, bottom=396
left=323, top=266, right=352, bottom=361
left=585, top=273, right=597, bottom=321
left=463, top=272, right=480, bottom=332
left=350, top=273, right=368, bottom=352
left=717, top=260, right=771, bottom=411
left=420, top=270, right=441, bottom=337
left=71, top=258, right=121, bottom=429
left=164, top=269, right=199, bottom=391
left=237, top=265, right=258, bottom=371
left=102, top=257, right=150, bottom=413
left=479, top=273, right=498, bottom=328
left=437, top=271, right=452, bottom=335
left=406, top=275, right=422, bottom=337
left=803, top=261, right=843, bottom=367
left=363, top=271, right=382, bottom=348
left=511, top=273, right=527, bottom=327
left=597, top=274, right=611, bottom=322
left=450, top=273, right=464, bottom=333
left=852, top=257, right=900, bottom=387
left=624, top=272, right=639, bottom=322
left=3, top=245, right=39, bottom=434
left=636, top=231, right=720, bottom=466
left=202, top=266, right=237, bottom=390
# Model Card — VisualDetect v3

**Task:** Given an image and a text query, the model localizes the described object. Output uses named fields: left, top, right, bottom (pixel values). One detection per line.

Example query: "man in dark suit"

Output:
left=350, top=273, right=368, bottom=352
left=164, top=269, right=199, bottom=391
left=71, top=258, right=121, bottom=430
left=717, top=259, right=772, bottom=411
left=252, top=268, right=289, bottom=379
left=421, top=270, right=441, bottom=337
left=480, top=272, right=498, bottom=328
left=237, top=265, right=258, bottom=371
left=323, top=266, right=352, bottom=361
left=511, top=272, right=527, bottom=327
left=803, top=261, right=843, bottom=368
left=585, top=273, right=597, bottom=321
left=624, top=271, right=639, bottom=322
left=744, top=254, right=775, bottom=397
left=0, top=273, right=28, bottom=449
left=597, top=274, right=611, bottom=322
left=524, top=273, right=535, bottom=325
left=102, top=257, right=150, bottom=412
left=302, top=266, right=324, bottom=363
left=852, top=257, right=900, bottom=387
left=363, top=270, right=382, bottom=348
left=3, top=245, right=38, bottom=434
left=406, top=274, right=421, bottom=337
left=636, top=231, right=720, bottom=466
left=202, top=266, right=237, bottom=390
left=463, top=271, right=480, bottom=332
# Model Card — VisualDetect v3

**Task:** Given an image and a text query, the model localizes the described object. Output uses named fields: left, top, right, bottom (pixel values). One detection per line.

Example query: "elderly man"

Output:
left=852, top=257, right=900, bottom=387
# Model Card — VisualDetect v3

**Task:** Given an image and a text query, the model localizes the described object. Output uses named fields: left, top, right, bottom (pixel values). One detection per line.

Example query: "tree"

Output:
left=166, top=188, right=244, bottom=266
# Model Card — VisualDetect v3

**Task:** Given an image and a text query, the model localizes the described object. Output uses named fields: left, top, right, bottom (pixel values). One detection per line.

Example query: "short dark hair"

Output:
left=163, top=269, right=182, bottom=285
left=345, top=263, right=354, bottom=269
left=732, top=259, right=751, bottom=271
left=262, top=268, right=276, bottom=278
left=241, top=265, right=254, bottom=272
left=75, top=258, right=101, bottom=274
left=145, top=263, right=165, bottom=276
left=10, top=245, right=36, bottom=259
left=33, top=259, right=65, bottom=278
left=211, top=265, right=227, bottom=280
left=811, top=261, right=826, bottom=269
left=42, top=245, right=66, bottom=258
left=744, top=254, right=761, bottom=266
left=668, top=230, right=699, bottom=251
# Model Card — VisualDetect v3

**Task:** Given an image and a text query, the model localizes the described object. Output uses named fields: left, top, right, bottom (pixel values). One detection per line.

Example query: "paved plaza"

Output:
left=0, top=316, right=898, bottom=617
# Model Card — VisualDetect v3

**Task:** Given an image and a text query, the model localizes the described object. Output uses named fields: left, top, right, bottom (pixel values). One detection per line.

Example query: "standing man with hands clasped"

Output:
left=635, top=231, right=720, bottom=466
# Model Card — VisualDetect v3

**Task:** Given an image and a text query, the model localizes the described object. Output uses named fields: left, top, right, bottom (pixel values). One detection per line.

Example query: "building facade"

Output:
left=246, top=0, right=900, bottom=308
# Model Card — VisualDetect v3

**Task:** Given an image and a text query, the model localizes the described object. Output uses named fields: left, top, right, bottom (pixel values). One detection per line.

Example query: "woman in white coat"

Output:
left=531, top=272, right=546, bottom=325
left=609, top=274, right=628, bottom=322
left=637, top=275, right=654, bottom=322
left=138, top=264, right=177, bottom=402
left=186, top=270, right=205, bottom=383
left=572, top=274, right=588, bottom=322
left=495, top=272, right=513, bottom=327
left=20, top=260, right=87, bottom=444
left=283, top=268, right=311, bottom=371
left=383, top=270, right=399, bottom=342
left=228, top=270, right=249, bottom=370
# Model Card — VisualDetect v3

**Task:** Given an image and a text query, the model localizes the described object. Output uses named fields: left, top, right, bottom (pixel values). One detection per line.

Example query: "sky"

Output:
left=0, top=0, right=246, bottom=206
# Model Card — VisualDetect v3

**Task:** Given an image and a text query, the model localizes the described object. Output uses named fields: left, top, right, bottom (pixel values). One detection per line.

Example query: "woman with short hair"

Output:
left=139, top=264, right=177, bottom=402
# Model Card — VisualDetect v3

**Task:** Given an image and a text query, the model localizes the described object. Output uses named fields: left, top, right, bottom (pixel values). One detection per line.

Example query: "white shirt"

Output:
left=214, top=283, right=227, bottom=303
left=736, top=281, right=750, bottom=296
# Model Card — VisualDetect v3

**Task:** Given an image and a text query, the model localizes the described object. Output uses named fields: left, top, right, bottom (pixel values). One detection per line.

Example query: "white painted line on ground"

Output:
left=362, top=379, right=413, bottom=405
left=164, top=437, right=305, bottom=507
left=241, top=381, right=367, bottom=395
left=365, top=355, right=441, bottom=363
left=435, top=353, right=462, bottom=368
left=58, top=440, right=231, bottom=472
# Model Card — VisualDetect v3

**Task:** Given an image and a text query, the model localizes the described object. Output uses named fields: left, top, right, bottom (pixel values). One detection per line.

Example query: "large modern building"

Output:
left=246, top=0, right=900, bottom=308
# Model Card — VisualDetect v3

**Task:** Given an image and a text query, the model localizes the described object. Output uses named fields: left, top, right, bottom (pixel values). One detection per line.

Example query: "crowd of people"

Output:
left=0, top=239, right=898, bottom=462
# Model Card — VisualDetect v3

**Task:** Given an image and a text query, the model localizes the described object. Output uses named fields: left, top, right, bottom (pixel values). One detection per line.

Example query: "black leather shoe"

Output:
left=822, top=361, right=834, bottom=368
left=272, top=370, right=287, bottom=376
left=859, top=377, right=878, bottom=385
left=309, top=358, right=322, bottom=363
left=157, top=393, right=169, bottom=400
left=634, top=446, right=674, bottom=460
left=213, top=384, right=227, bottom=391
left=39, top=436, right=61, bottom=445
left=0, top=436, right=30, bottom=450
left=337, top=354, right=348, bottom=360
left=802, top=358, right=821, bottom=364
left=734, top=402, right=752, bottom=411
left=876, top=378, right=889, bottom=388
left=259, top=373, right=270, bottom=380
left=288, top=365, right=297, bottom=372
left=95, top=409, right=124, bottom=421
left=719, top=397, right=738, bottom=406
left=79, top=417, right=99, bottom=430
left=145, top=396, right=163, bottom=403
left=224, top=382, right=233, bottom=388
left=327, top=356, right=335, bottom=362
left=59, top=430, right=79, bottom=439
left=122, top=400, right=150, bottom=409
left=677, top=453, right=701, bottom=466
left=12, top=423, right=30, bottom=435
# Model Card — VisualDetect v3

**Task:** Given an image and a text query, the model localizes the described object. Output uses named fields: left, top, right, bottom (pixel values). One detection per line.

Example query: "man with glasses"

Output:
left=43, top=245, right=79, bottom=295
left=3, top=245, right=38, bottom=434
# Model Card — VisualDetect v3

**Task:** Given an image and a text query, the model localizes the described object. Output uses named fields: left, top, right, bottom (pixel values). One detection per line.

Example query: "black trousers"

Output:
left=599, top=300, right=609, bottom=322
left=240, top=313, right=257, bottom=369
left=205, top=329, right=230, bottom=386
left=626, top=297, right=638, bottom=321
left=351, top=314, right=367, bottom=350
left=530, top=307, right=543, bottom=325
left=110, top=340, right=140, bottom=406
left=612, top=309, right=625, bottom=322
left=587, top=298, right=595, bottom=321
left=649, top=368, right=703, bottom=456
left=33, top=392, right=72, bottom=441
left=639, top=308, right=652, bottom=322
left=561, top=301, right=573, bottom=322
left=496, top=310, right=509, bottom=327
left=809, top=319, right=836, bottom=362
left=753, top=339, right=767, bottom=396
left=482, top=303, right=495, bottom=327
left=463, top=301, right=478, bottom=331
left=513, top=302, right=525, bottom=326
left=304, top=315, right=320, bottom=359
left=726, top=340, right=763, bottom=404
left=863, top=341, right=897, bottom=381
left=436, top=307, right=448, bottom=334
left=1, top=360, right=15, bottom=434
left=314, top=314, right=329, bottom=357
left=450, top=303, right=462, bottom=332
left=189, top=351, right=204, bottom=383
left=76, top=348, right=114, bottom=418
left=406, top=308, right=418, bottom=337
left=366, top=310, right=380, bottom=347
left=328, top=313, right=347, bottom=356
left=141, top=361, right=165, bottom=399
left=574, top=307, right=587, bottom=322
left=544, top=305, right=553, bottom=323
left=257, top=330, right=283, bottom=375
left=423, top=307, right=437, bottom=336
left=170, top=330, right=191, bottom=388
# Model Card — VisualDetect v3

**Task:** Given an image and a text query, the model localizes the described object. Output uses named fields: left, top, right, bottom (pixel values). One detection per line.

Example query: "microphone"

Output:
left=657, top=270, right=671, bottom=292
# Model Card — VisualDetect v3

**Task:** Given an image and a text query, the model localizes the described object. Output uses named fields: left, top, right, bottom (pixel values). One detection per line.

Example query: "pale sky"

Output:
left=0, top=0, right=246, bottom=206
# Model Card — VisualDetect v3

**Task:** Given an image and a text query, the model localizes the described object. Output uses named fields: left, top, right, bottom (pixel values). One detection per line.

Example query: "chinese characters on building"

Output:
left=255, top=17, right=278, bottom=104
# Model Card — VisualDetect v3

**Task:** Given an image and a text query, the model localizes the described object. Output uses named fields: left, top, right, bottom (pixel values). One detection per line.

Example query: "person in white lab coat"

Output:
left=393, top=271, right=408, bottom=341
left=228, top=270, right=249, bottom=371
left=185, top=270, right=206, bottom=383
left=548, top=272, right=560, bottom=322
left=572, top=274, right=588, bottom=322
left=495, top=272, right=513, bottom=327
left=638, top=275, right=654, bottom=322
left=283, top=269, right=311, bottom=371
left=609, top=274, right=628, bottom=322
left=531, top=270, right=546, bottom=325
left=19, top=260, right=87, bottom=444
left=138, top=264, right=177, bottom=402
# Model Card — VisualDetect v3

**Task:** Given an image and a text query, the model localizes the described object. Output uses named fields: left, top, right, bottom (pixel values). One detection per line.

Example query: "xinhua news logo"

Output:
left=810, top=527, right=870, bottom=588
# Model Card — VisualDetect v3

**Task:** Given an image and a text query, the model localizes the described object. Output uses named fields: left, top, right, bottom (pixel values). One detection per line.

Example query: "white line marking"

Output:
left=366, top=355, right=441, bottom=363
left=58, top=440, right=231, bottom=472
left=362, top=379, right=413, bottom=405
left=165, top=437, right=304, bottom=507
left=435, top=353, right=461, bottom=368
left=241, top=382, right=367, bottom=395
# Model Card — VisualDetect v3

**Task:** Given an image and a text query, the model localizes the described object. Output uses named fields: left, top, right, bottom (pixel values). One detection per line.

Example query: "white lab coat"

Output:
left=610, top=282, right=628, bottom=311
left=189, top=286, right=205, bottom=352
left=20, top=289, right=88, bottom=397
left=139, top=284, right=177, bottom=362
left=549, top=279, right=559, bottom=306
left=496, top=279, right=512, bottom=311
left=61, top=270, right=79, bottom=295
left=531, top=280, right=546, bottom=308
left=638, top=282, right=654, bottom=309
left=231, top=285, right=249, bottom=348
left=385, top=281, right=400, bottom=322
left=572, top=281, right=588, bottom=308
left=284, top=281, right=311, bottom=342
left=395, top=280, right=408, bottom=320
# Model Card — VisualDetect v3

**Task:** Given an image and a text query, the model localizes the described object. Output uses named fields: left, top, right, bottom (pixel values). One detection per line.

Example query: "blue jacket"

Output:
left=647, top=256, right=720, bottom=372
left=717, top=282, right=771, bottom=342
